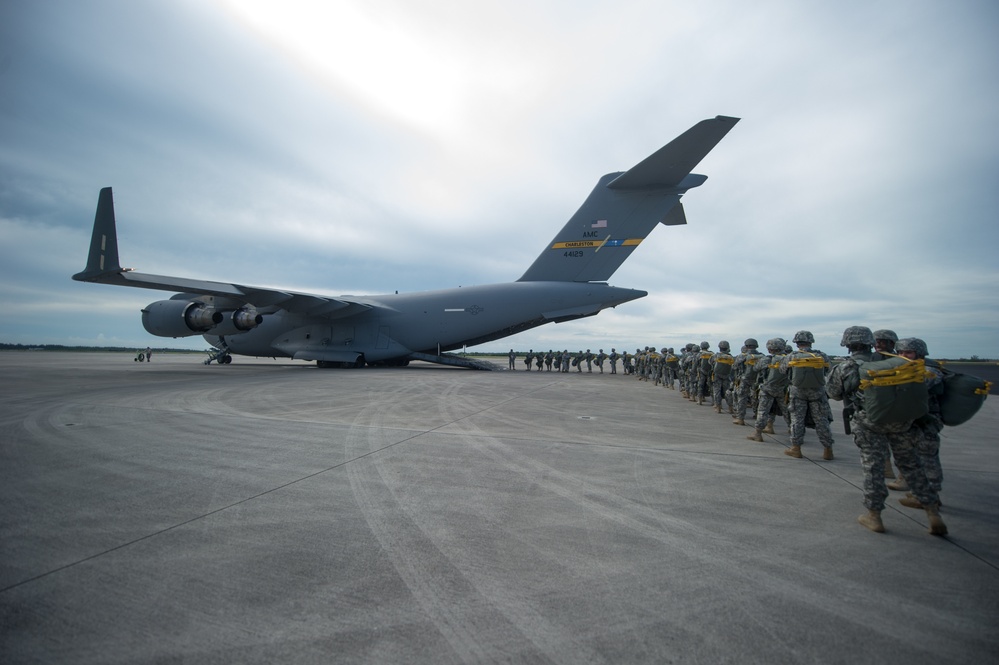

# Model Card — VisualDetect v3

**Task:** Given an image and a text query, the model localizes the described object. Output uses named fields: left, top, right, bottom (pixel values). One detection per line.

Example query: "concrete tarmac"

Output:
left=1, top=352, right=997, bottom=664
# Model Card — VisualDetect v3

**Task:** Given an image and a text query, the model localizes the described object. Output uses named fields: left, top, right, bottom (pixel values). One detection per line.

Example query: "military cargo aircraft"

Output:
left=73, top=116, right=738, bottom=368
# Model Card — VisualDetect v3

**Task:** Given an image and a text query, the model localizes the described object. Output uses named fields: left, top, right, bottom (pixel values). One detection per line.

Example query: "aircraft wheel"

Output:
left=223, top=355, right=232, bottom=364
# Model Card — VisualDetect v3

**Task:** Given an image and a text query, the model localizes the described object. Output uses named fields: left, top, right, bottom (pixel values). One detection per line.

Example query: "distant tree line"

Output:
left=0, top=343, right=200, bottom=353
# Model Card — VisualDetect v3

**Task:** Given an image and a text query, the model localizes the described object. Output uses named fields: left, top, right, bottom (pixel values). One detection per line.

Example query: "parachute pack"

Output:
left=788, top=352, right=828, bottom=389
left=857, top=355, right=928, bottom=425
left=764, top=356, right=790, bottom=388
left=713, top=353, right=735, bottom=378
left=938, top=366, right=992, bottom=426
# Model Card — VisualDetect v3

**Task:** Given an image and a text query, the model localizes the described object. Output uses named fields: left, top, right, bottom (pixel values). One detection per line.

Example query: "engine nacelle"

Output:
left=209, top=308, right=264, bottom=336
left=141, top=300, right=222, bottom=338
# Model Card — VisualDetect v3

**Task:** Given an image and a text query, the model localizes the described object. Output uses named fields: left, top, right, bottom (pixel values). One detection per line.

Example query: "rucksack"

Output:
left=857, top=355, right=928, bottom=425
left=938, top=367, right=992, bottom=426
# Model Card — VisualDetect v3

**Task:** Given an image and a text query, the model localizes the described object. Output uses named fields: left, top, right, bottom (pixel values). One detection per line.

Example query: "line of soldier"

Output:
left=623, top=328, right=948, bottom=537
left=510, top=348, right=631, bottom=374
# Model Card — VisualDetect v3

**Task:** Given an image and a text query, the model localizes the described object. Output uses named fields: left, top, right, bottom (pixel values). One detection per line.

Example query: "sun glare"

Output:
left=220, top=0, right=487, bottom=136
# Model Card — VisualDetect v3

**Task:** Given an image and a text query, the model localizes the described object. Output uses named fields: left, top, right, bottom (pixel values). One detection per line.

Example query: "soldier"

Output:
left=780, top=330, right=835, bottom=460
left=873, top=329, right=898, bottom=359
left=552, top=350, right=562, bottom=373
left=596, top=349, right=607, bottom=373
left=710, top=341, right=736, bottom=414
left=535, top=352, right=544, bottom=371
left=623, top=350, right=633, bottom=375
left=895, top=337, right=946, bottom=507
left=827, top=327, right=946, bottom=535
left=508, top=349, right=516, bottom=370
left=574, top=350, right=584, bottom=372
left=663, top=348, right=679, bottom=389
left=695, top=341, right=713, bottom=405
left=681, top=343, right=697, bottom=399
left=585, top=349, right=594, bottom=373
left=747, top=338, right=791, bottom=442
left=561, top=349, right=570, bottom=373
left=524, top=349, right=534, bottom=371
left=733, top=338, right=764, bottom=425
left=873, top=329, right=901, bottom=482
left=608, top=348, right=619, bottom=374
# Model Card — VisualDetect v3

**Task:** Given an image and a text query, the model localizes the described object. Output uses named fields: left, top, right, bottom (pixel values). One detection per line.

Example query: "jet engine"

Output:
left=141, top=300, right=222, bottom=338
left=209, top=307, right=264, bottom=336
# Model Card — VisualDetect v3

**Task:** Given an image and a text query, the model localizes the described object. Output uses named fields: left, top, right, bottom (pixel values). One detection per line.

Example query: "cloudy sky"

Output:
left=2, top=0, right=997, bottom=359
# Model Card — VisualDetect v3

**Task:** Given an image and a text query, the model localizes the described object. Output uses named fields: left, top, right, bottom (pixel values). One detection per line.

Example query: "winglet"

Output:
left=73, top=187, right=123, bottom=282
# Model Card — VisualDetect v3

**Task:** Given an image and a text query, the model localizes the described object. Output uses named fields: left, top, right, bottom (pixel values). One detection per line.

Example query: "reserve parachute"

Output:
left=938, top=367, right=992, bottom=426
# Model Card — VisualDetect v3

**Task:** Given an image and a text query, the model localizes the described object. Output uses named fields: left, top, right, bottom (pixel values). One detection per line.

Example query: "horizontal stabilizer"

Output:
left=608, top=116, right=739, bottom=190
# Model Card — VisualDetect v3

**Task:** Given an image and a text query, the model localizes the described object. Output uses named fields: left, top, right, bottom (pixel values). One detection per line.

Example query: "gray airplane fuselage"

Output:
left=210, top=281, right=646, bottom=362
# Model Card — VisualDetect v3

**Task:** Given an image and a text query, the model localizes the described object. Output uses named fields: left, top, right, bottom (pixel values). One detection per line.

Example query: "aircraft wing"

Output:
left=73, top=188, right=371, bottom=318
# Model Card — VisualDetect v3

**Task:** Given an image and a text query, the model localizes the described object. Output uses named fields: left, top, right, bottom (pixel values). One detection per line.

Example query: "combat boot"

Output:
left=746, top=429, right=763, bottom=442
left=822, top=447, right=834, bottom=461
left=887, top=476, right=909, bottom=491
left=713, top=405, right=721, bottom=414
left=784, top=445, right=802, bottom=458
left=899, top=494, right=923, bottom=509
left=858, top=510, right=885, bottom=533
left=732, top=418, right=745, bottom=426
left=762, top=423, right=775, bottom=435
left=925, top=505, right=947, bottom=536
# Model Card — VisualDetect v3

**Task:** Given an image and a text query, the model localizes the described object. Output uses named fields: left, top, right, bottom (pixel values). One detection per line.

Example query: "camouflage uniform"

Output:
left=608, top=349, right=619, bottom=374
left=750, top=338, right=790, bottom=436
left=779, top=332, right=834, bottom=455
left=827, top=351, right=942, bottom=511
left=710, top=341, right=735, bottom=413
left=734, top=340, right=764, bottom=424
left=899, top=338, right=945, bottom=493
left=695, top=342, right=713, bottom=405
left=663, top=348, right=679, bottom=390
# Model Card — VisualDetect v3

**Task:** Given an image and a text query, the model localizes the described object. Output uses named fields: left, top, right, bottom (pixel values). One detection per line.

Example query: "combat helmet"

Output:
left=718, top=340, right=730, bottom=352
left=744, top=338, right=759, bottom=349
left=700, top=341, right=710, bottom=350
left=840, top=326, right=875, bottom=348
left=792, top=330, right=814, bottom=344
left=873, top=329, right=898, bottom=343
left=766, top=337, right=786, bottom=353
left=896, top=337, right=928, bottom=358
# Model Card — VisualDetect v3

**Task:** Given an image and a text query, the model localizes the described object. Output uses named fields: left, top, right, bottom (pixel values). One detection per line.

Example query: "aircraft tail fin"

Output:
left=517, top=115, right=738, bottom=283
left=73, top=187, right=123, bottom=282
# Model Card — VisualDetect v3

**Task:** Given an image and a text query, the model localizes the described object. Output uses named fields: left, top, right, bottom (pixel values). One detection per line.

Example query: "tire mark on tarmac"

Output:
left=342, top=376, right=603, bottom=664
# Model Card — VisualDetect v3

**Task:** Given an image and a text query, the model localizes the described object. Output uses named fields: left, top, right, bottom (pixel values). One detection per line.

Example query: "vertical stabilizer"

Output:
left=517, top=116, right=738, bottom=283
left=73, top=187, right=122, bottom=281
